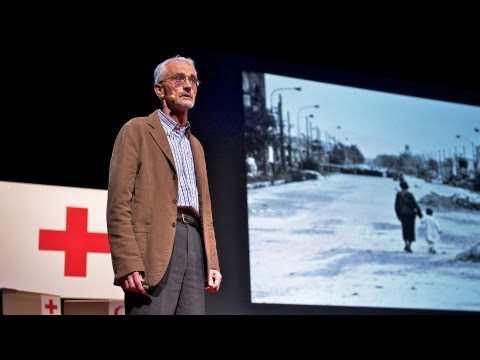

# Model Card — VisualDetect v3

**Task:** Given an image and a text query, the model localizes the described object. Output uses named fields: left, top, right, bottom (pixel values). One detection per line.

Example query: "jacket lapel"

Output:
left=147, top=111, right=176, bottom=172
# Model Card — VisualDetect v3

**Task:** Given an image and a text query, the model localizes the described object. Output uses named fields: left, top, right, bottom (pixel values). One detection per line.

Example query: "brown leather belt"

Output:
left=177, top=211, right=200, bottom=231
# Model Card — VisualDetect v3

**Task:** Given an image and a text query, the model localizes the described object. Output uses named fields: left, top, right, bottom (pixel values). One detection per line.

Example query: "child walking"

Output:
left=421, top=208, right=441, bottom=254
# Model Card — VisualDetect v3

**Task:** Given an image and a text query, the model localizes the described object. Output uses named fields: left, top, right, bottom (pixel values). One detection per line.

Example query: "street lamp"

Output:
left=269, top=87, right=302, bottom=111
left=305, top=114, right=315, bottom=158
left=456, top=134, right=475, bottom=155
left=456, top=134, right=477, bottom=168
left=296, top=104, right=320, bottom=138
left=335, top=125, right=349, bottom=144
left=268, top=87, right=301, bottom=174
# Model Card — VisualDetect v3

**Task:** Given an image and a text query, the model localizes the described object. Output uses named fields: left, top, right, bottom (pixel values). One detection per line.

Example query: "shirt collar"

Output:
left=158, top=110, right=191, bottom=136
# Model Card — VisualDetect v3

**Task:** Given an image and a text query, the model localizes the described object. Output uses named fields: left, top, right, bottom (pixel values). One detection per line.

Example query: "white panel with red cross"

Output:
left=0, top=181, right=123, bottom=299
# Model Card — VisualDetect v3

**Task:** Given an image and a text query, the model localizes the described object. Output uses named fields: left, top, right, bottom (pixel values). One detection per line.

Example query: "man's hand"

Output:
left=119, top=271, right=146, bottom=294
left=205, top=269, right=222, bottom=293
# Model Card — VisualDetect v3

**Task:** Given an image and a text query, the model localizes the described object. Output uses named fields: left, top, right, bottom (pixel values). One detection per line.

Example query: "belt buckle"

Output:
left=181, top=213, right=189, bottom=224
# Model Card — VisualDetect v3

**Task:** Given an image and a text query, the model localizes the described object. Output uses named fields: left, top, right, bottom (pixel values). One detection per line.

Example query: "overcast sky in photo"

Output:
left=265, top=73, right=480, bottom=160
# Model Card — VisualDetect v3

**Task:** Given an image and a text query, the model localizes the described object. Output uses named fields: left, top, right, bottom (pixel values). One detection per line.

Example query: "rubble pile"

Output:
left=420, top=192, right=480, bottom=211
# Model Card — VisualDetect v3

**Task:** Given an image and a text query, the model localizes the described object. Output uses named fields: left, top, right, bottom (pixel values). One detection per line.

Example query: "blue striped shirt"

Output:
left=158, top=110, right=199, bottom=216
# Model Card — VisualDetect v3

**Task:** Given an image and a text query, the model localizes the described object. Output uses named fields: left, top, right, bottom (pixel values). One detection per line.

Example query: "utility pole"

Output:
left=278, top=94, right=286, bottom=173
left=287, top=111, right=292, bottom=167
left=305, top=115, right=310, bottom=158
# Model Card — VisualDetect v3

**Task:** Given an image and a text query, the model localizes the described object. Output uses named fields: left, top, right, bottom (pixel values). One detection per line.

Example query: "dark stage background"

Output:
left=3, top=24, right=479, bottom=314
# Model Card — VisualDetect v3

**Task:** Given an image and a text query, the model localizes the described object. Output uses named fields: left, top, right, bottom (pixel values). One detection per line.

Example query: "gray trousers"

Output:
left=125, top=222, right=205, bottom=315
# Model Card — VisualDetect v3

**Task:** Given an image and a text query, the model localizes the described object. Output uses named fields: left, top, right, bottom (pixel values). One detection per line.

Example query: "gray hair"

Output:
left=153, top=55, right=196, bottom=84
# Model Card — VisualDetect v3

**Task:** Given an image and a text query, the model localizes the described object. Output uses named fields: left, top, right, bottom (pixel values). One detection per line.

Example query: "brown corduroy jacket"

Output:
left=106, top=110, right=219, bottom=287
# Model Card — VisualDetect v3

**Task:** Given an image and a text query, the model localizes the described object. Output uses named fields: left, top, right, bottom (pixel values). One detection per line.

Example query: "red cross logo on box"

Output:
left=41, top=295, right=61, bottom=315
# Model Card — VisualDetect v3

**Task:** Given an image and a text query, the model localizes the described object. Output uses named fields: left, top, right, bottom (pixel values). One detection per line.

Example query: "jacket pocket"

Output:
left=132, top=224, right=150, bottom=233
left=132, top=225, right=150, bottom=263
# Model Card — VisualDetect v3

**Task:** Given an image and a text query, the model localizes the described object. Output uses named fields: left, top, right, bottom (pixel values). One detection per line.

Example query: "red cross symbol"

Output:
left=39, top=207, right=110, bottom=277
left=44, top=299, right=58, bottom=314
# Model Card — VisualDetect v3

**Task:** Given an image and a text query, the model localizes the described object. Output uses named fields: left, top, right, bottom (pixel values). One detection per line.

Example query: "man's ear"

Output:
left=154, top=83, right=165, bottom=99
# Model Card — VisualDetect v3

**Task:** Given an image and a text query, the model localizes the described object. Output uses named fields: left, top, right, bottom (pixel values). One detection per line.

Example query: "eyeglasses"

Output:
left=158, top=73, right=201, bottom=87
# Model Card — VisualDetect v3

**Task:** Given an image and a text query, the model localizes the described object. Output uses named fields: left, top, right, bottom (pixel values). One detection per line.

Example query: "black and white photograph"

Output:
left=244, top=71, right=480, bottom=312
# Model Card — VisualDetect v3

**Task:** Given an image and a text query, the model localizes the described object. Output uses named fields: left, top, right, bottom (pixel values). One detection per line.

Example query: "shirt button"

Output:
left=172, top=222, right=176, bottom=228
